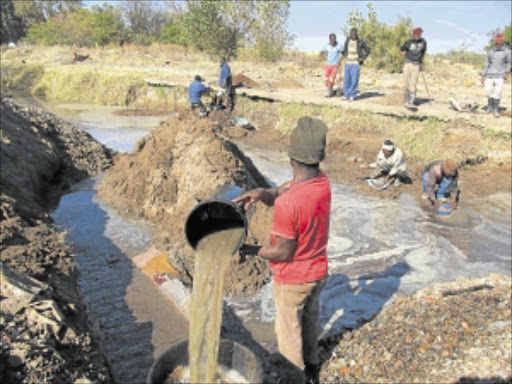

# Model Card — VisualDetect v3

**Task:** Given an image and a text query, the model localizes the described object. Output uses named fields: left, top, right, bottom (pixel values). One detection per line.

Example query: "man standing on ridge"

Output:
left=342, top=28, right=370, bottom=101
left=321, top=33, right=343, bottom=97
left=481, top=33, right=511, bottom=118
left=216, top=57, right=233, bottom=111
left=235, top=117, right=331, bottom=384
left=400, top=27, right=427, bottom=109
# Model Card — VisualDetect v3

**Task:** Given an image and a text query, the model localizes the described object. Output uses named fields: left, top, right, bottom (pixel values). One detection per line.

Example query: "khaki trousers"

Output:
left=403, top=62, right=421, bottom=92
left=273, top=277, right=327, bottom=369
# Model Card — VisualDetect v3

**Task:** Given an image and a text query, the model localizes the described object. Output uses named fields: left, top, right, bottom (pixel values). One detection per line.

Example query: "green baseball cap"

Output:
left=289, top=116, right=328, bottom=164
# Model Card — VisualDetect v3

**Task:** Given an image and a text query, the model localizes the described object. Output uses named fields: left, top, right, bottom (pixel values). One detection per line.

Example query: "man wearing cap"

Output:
left=400, top=27, right=427, bottom=109
left=359, top=139, right=410, bottom=186
left=235, top=117, right=331, bottom=384
left=422, top=159, right=460, bottom=209
left=342, top=28, right=371, bottom=101
left=321, top=33, right=343, bottom=97
left=188, top=75, right=210, bottom=117
left=481, top=33, right=511, bottom=118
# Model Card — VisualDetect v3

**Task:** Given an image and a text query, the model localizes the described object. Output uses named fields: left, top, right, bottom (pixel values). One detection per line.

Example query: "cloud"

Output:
left=434, top=19, right=472, bottom=35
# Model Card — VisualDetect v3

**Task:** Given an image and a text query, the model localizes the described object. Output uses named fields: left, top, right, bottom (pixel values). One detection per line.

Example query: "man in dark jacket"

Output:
left=481, top=33, right=511, bottom=118
left=342, top=28, right=370, bottom=101
left=400, top=27, right=427, bottom=108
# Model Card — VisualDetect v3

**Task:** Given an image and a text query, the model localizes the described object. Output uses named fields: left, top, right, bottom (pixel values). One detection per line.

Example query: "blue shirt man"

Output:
left=188, top=75, right=209, bottom=117
left=218, top=58, right=232, bottom=87
left=188, top=75, right=208, bottom=103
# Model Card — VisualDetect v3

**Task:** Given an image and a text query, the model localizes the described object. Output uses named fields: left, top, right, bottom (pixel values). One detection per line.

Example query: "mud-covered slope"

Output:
left=97, top=113, right=273, bottom=296
left=0, top=97, right=113, bottom=383
left=1, top=96, right=113, bottom=273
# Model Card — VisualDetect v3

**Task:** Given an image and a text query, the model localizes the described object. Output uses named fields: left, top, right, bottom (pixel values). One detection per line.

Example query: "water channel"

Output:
left=15, top=97, right=512, bottom=380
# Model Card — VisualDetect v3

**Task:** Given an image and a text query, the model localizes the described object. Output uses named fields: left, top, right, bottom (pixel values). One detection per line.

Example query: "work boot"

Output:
left=484, top=97, right=492, bottom=113
left=325, top=85, right=333, bottom=97
left=493, top=98, right=501, bottom=118
left=304, top=363, right=320, bottom=384
left=410, top=92, right=417, bottom=106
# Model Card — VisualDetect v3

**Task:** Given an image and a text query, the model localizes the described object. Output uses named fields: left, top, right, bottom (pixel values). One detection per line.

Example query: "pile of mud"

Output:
left=233, top=74, right=259, bottom=89
left=97, top=113, right=273, bottom=296
left=0, top=97, right=113, bottom=383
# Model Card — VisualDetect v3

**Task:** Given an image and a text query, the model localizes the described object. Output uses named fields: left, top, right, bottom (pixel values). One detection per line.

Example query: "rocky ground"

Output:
left=319, top=274, right=512, bottom=384
left=0, top=97, right=113, bottom=383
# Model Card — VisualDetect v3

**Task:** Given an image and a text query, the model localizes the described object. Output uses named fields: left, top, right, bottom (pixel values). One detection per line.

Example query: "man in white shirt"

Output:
left=359, top=139, right=410, bottom=186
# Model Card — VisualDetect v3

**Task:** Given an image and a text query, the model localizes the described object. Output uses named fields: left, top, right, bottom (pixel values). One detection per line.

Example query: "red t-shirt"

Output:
left=270, top=172, right=331, bottom=284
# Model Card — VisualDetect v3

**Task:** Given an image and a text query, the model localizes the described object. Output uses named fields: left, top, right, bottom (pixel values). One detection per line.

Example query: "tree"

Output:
left=250, top=1, right=293, bottom=61
left=343, top=3, right=412, bottom=72
left=24, top=6, right=124, bottom=47
left=182, top=0, right=235, bottom=57
left=1, top=0, right=24, bottom=43
left=122, top=1, right=169, bottom=44
left=181, top=0, right=292, bottom=60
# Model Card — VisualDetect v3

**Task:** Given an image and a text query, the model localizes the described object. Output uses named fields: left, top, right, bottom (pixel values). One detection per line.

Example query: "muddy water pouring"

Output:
left=151, top=185, right=260, bottom=383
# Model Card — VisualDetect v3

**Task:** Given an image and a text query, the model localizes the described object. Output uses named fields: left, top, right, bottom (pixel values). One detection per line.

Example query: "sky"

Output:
left=83, top=1, right=512, bottom=54
left=289, top=1, right=511, bottom=54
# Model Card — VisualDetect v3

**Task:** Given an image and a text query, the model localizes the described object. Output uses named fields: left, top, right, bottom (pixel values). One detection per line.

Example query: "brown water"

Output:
left=188, top=228, right=245, bottom=383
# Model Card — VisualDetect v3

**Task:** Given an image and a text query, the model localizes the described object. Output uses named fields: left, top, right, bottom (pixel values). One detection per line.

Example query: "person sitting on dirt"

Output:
left=235, top=117, right=330, bottom=384
left=400, top=27, right=427, bottom=109
left=188, top=75, right=210, bottom=118
left=422, top=159, right=460, bottom=210
left=342, top=28, right=370, bottom=101
left=481, top=33, right=511, bottom=118
left=359, top=139, right=411, bottom=186
left=216, top=57, right=234, bottom=111
left=321, top=33, right=343, bottom=98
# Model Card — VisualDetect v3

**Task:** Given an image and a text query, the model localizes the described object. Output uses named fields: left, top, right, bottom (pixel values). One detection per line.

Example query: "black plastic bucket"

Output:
left=184, top=185, right=248, bottom=252
left=146, top=339, right=264, bottom=384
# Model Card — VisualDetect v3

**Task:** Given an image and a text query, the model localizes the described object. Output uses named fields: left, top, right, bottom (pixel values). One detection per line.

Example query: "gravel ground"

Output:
left=320, top=274, right=511, bottom=384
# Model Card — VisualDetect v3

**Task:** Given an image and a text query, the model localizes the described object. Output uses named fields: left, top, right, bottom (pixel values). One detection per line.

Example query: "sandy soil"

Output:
left=0, top=97, right=113, bottom=383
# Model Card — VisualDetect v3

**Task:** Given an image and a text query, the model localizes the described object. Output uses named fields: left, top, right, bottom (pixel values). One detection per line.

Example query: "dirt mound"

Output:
left=271, top=78, right=304, bottom=89
left=97, top=112, right=273, bottom=296
left=0, top=97, right=113, bottom=383
left=233, top=74, right=259, bottom=89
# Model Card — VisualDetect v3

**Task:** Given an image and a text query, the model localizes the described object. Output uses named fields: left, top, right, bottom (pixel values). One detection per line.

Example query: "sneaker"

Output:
left=421, top=192, right=428, bottom=200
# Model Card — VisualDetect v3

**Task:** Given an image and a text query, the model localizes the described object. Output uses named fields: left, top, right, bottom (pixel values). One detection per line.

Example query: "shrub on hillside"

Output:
left=343, top=3, right=412, bottom=73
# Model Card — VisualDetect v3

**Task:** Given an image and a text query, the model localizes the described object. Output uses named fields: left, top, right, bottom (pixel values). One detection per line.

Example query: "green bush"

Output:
left=24, top=7, right=124, bottom=47
left=343, top=3, right=412, bottom=73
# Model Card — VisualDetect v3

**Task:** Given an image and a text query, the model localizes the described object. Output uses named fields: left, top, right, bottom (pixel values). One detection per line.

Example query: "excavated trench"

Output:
left=12, top=97, right=512, bottom=382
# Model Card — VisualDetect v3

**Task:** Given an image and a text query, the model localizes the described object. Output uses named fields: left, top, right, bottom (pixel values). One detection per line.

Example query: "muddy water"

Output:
left=189, top=228, right=245, bottom=383
left=51, top=177, right=189, bottom=383
left=231, top=143, right=512, bottom=341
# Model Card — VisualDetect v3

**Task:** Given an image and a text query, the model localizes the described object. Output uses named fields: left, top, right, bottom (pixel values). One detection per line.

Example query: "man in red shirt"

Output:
left=235, top=116, right=331, bottom=384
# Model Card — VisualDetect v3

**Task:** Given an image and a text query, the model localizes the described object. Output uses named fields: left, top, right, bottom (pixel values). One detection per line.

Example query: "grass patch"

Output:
left=0, top=64, right=45, bottom=93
